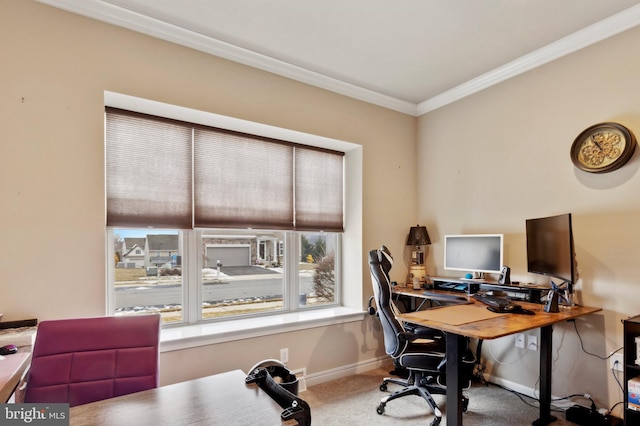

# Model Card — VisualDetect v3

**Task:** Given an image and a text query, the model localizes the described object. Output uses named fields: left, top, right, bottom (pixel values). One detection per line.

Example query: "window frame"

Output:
left=104, top=92, right=361, bottom=335
left=107, top=228, right=342, bottom=326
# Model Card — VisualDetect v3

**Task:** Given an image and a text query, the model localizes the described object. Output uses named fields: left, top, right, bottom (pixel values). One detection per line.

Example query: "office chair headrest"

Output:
left=378, top=245, right=393, bottom=264
left=377, top=245, right=393, bottom=274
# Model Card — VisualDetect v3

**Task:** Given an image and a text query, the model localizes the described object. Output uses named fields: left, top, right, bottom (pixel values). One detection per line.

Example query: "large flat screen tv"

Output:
left=444, top=234, right=503, bottom=277
left=526, top=213, right=575, bottom=290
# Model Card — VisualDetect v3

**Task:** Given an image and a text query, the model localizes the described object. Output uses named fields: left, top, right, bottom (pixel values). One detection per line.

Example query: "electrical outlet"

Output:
left=280, top=348, right=289, bottom=363
left=515, top=333, right=525, bottom=348
left=610, top=352, right=623, bottom=371
left=527, top=335, right=538, bottom=351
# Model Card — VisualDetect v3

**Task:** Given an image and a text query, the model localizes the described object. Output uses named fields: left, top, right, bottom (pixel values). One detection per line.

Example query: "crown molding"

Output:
left=36, top=1, right=640, bottom=117
left=36, top=0, right=418, bottom=115
left=417, top=3, right=640, bottom=115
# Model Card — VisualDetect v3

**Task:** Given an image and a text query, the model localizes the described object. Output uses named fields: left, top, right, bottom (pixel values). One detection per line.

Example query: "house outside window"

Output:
left=110, top=229, right=339, bottom=323
left=106, top=101, right=344, bottom=326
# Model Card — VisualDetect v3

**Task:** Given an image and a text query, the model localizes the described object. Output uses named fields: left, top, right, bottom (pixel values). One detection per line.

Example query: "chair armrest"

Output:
left=401, top=323, right=444, bottom=340
left=397, top=331, right=435, bottom=343
left=411, top=326, right=444, bottom=340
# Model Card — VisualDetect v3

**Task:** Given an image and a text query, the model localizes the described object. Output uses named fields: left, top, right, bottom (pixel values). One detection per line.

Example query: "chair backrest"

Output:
left=369, top=246, right=407, bottom=358
left=24, top=314, right=161, bottom=407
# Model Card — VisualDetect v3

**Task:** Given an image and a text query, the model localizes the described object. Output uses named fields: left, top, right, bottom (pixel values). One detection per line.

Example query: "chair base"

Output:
left=376, top=372, right=468, bottom=426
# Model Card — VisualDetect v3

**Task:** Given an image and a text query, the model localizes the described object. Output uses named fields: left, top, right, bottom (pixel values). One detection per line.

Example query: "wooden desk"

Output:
left=0, top=352, right=30, bottom=403
left=395, top=290, right=601, bottom=426
left=70, top=370, right=296, bottom=426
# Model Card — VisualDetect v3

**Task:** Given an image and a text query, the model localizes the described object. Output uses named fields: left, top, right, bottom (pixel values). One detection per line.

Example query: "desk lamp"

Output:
left=406, top=225, right=431, bottom=288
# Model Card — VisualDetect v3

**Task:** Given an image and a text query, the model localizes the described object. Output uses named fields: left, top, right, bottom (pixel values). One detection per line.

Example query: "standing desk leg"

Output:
left=533, top=324, right=556, bottom=426
left=446, top=333, right=465, bottom=426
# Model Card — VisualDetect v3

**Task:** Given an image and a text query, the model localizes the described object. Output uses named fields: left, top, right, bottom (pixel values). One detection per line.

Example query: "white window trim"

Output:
left=160, top=308, right=365, bottom=352
left=105, top=91, right=364, bottom=347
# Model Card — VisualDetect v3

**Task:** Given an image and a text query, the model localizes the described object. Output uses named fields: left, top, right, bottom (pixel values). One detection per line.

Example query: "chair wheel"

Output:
left=376, top=403, right=385, bottom=415
left=430, top=417, right=441, bottom=426
left=379, top=383, right=387, bottom=392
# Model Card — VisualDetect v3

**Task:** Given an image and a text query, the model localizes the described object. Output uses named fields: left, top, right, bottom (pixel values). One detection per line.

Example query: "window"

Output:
left=110, top=229, right=339, bottom=324
left=106, top=101, right=344, bottom=326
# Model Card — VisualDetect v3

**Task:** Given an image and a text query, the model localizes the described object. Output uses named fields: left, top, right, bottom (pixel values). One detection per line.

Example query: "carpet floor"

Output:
left=302, top=368, right=580, bottom=425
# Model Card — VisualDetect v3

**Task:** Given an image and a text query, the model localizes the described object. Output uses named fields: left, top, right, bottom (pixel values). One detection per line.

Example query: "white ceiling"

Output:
left=39, top=0, right=640, bottom=115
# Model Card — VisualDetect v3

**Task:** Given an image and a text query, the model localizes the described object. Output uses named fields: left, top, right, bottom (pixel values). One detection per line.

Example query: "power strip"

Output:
left=565, top=405, right=622, bottom=426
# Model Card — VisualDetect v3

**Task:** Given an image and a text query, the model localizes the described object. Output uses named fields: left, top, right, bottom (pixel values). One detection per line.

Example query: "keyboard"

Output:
left=472, top=293, right=511, bottom=308
left=472, top=293, right=535, bottom=315
left=422, top=290, right=468, bottom=303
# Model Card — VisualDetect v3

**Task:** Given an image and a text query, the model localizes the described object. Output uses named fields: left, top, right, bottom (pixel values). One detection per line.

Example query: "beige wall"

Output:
left=0, top=1, right=416, bottom=384
left=418, top=25, right=640, bottom=415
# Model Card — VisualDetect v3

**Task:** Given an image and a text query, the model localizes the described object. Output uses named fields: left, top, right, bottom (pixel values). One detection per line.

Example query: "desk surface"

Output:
left=0, top=351, right=30, bottom=403
left=395, top=288, right=601, bottom=339
left=69, top=370, right=295, bottom=426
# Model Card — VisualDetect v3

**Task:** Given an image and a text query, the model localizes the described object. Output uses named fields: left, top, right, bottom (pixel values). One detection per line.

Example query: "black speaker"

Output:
left=498, top=266, right=511, bottom=284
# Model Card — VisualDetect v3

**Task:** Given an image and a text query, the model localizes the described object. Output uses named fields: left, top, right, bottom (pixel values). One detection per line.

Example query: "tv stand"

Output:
left=430, top=277, right=547, bottom=304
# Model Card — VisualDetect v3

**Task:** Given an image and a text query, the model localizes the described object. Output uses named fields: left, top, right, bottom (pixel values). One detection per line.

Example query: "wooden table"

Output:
left=395, top=289, right=601, bottom=426
left=0, top=351, right=30, bottom=403
left=70, top=370, right=296, bottom=425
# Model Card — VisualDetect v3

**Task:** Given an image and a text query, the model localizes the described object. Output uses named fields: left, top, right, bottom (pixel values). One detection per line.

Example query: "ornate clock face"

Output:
left=570, top=122, right=636, bottom=173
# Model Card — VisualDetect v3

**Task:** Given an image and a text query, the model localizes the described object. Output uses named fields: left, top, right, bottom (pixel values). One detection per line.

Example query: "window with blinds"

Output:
left=106, top=106, right=343, bottom=325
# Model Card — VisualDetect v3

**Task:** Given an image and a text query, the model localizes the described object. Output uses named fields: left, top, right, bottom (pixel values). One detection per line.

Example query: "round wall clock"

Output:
left=570, top=122, right=637, bottom=173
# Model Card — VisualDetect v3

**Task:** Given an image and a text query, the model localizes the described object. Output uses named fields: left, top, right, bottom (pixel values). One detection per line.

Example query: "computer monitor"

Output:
left=526, top=213, right=575, bottom=292
left=444, top=234, right=504, bottom=278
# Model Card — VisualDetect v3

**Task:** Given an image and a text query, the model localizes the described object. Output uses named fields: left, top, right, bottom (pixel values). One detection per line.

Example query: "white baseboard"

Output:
left=302, top=356, right=392, bottom=389
left=485, top=374, right=573, bottom=410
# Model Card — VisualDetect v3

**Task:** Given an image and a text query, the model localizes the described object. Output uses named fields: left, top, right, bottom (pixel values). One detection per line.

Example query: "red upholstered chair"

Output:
left=23, top=314, right=160, bottom=407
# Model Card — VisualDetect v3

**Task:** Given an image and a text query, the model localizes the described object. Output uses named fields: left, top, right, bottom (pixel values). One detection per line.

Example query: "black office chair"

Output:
left=368, top=245, right=473, bottom=426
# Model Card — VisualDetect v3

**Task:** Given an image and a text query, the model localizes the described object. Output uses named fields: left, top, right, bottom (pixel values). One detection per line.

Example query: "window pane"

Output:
left=201, top=230, right=285, bottom=319
left=299, top=233, right=338, bottom=307
left=113, top=229, right=183, bottom=324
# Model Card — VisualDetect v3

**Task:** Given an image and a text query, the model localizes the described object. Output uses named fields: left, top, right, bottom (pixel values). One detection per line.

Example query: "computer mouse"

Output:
left=0, top=344, right=18, bottom=355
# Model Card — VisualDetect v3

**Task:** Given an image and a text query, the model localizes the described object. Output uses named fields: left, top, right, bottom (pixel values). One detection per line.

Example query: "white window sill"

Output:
left=160, top=307, right=366, bottom=352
